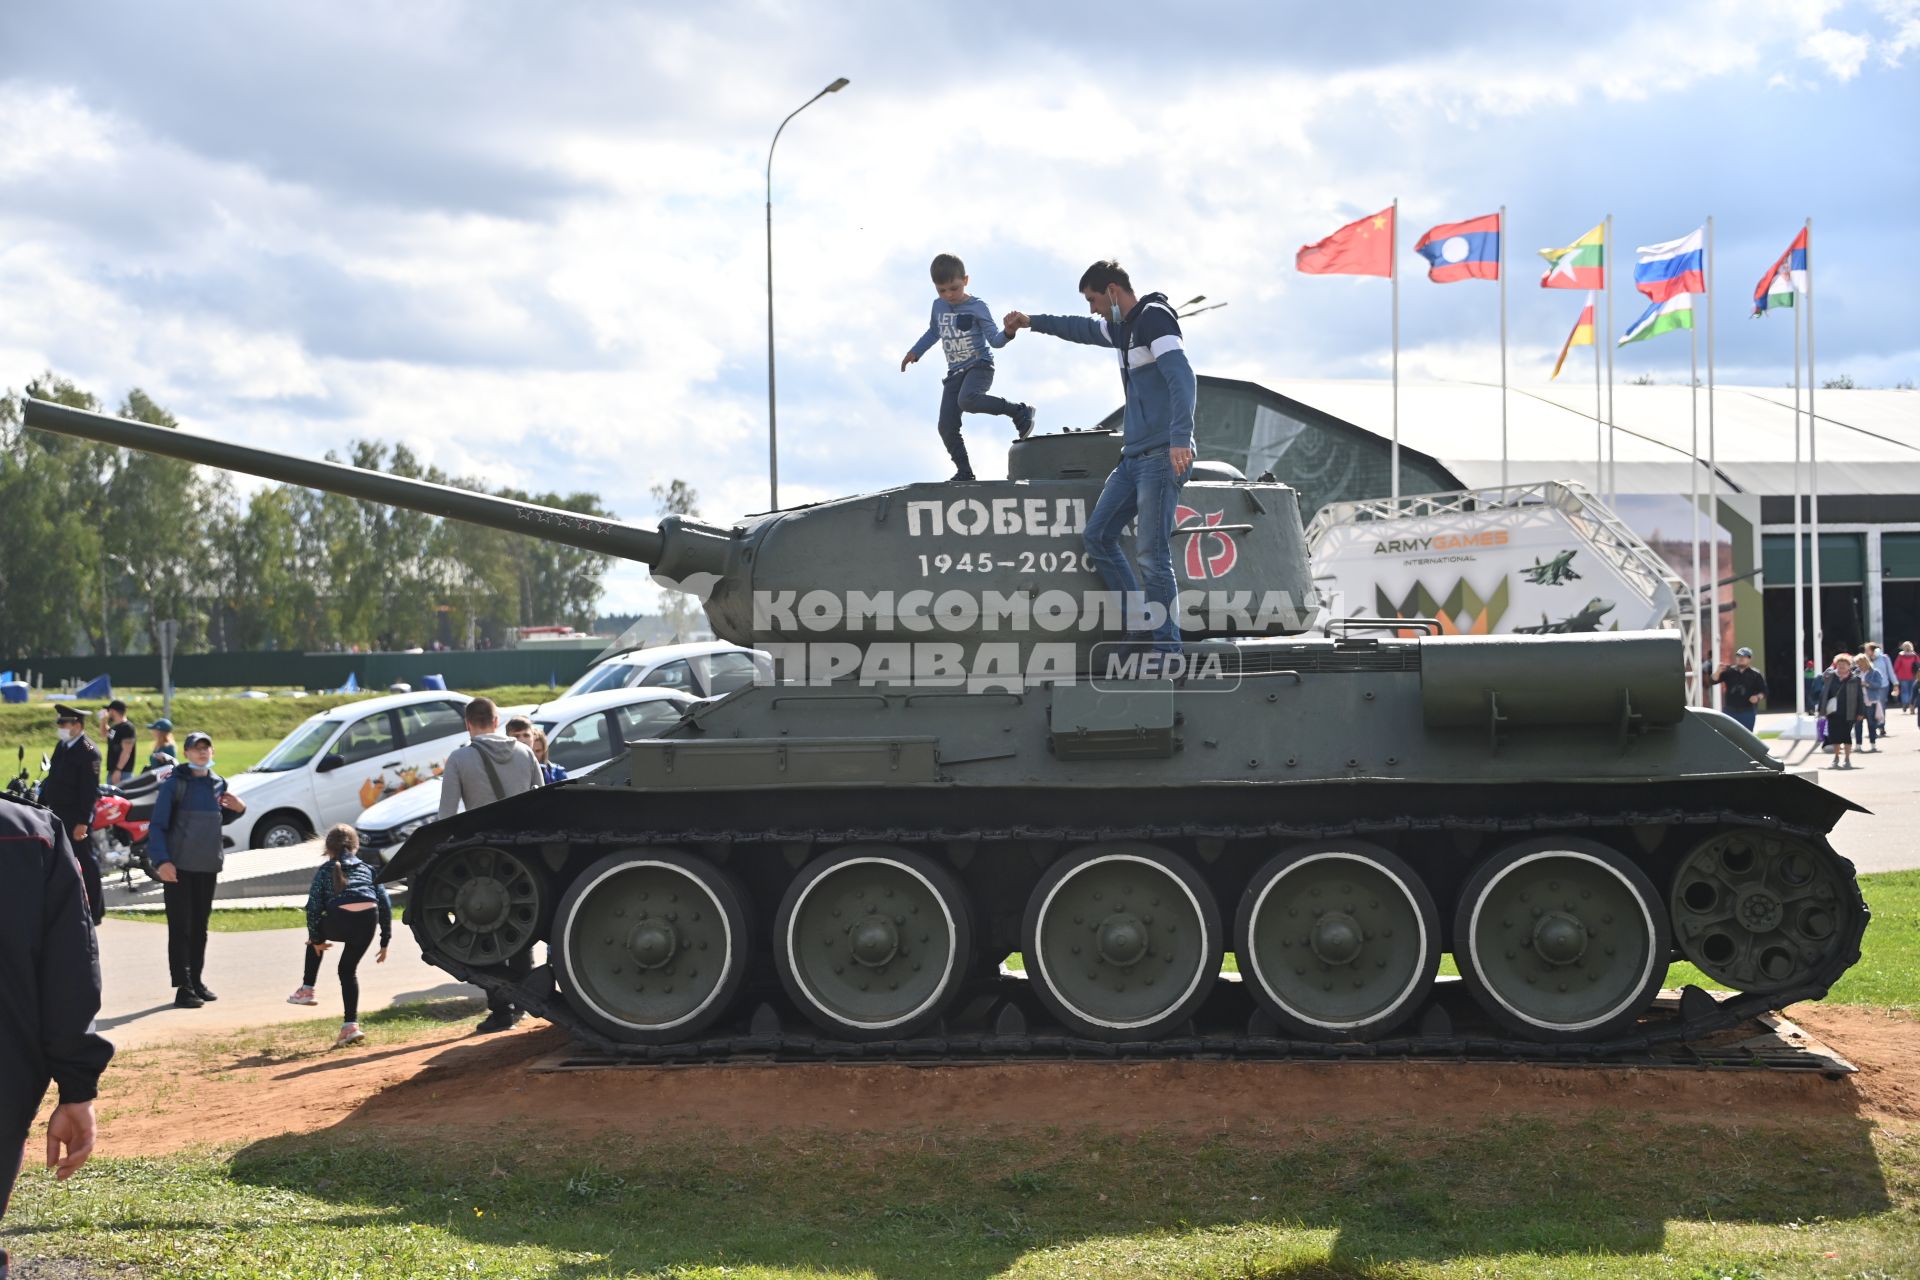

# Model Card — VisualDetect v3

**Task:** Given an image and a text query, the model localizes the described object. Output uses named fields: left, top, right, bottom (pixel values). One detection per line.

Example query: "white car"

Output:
left=352, top=687, right=697, bottom=860
left=561, top=641, right=770, bottom=700
left=224, top=689, right=474, bottom=849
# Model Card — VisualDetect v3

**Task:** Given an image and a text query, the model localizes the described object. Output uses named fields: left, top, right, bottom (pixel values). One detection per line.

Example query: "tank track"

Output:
left=409, top=805, right=1868, bottom=1065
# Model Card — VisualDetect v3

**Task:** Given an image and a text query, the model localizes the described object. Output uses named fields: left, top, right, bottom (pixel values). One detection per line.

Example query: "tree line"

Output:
left=0, top=375, right=618, bottom=661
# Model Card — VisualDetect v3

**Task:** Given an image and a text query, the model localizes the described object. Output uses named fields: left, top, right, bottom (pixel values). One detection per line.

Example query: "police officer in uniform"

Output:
left=39, top=705, right=104, bottom=925
left=0, top=791, right=115, bottom=1279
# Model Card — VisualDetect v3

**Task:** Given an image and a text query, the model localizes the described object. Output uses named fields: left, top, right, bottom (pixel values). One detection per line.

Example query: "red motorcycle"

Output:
left=93, top=770, right=166, bottom=884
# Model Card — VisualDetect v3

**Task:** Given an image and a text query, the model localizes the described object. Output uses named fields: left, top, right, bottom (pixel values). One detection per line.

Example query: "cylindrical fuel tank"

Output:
left=1419, top=632, right=1686, bottom=729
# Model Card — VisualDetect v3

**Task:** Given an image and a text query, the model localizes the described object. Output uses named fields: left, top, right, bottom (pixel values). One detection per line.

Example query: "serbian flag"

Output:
left=1551, top=294, right=1595, bottom=379
left=1752, top=228, right=1808, bottom=316
left=1634, top=228, right=1706, bottom=302
left=1414, top=213, right=1500, bottom=282
left=1297, top=206, right=1394, bottom=277
left=1539, top=224, right=1604, bottom=289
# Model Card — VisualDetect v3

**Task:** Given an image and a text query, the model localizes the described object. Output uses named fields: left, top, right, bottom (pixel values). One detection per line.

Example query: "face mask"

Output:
left=1108, top=296, right=1124, bottom=325
left=190, top=757, right=213, bottom=773
left=57, top=726, right=77, bottom=743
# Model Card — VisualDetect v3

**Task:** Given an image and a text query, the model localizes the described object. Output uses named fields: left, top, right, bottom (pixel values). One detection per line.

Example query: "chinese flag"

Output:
left=1297, top=206, right=1395, bottom=277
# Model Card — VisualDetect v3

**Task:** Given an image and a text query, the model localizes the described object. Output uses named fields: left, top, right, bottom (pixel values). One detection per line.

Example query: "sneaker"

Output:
left=287, top=985, right=319, bottom=1006
left=948, top=469, right=976, bottom=482
left=474, top=1008, right=523, bottom=1035
left=333, top=1022, right=365, bottom=1049
left=174, top=986, right=204, bottom=1009
left=1013, top=404, right=1037, bottom=439
left=193, top=981, right=218, bottom=1002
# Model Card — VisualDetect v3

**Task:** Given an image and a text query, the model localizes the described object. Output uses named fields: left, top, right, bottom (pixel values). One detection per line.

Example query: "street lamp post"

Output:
left=765, top=76, right=849, bottom=511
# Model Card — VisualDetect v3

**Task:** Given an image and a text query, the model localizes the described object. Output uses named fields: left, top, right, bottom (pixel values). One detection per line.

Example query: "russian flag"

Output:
left=1414, top=213, right=1500, bottom=283
left=1634, top=228, right=1706, bottom=302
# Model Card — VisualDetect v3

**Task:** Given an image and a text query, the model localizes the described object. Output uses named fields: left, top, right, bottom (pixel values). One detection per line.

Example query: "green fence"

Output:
left=4, top=647, right=602, bottom=692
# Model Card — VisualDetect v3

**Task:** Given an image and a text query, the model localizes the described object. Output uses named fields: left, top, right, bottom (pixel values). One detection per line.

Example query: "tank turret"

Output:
left=25, top=400, right=1316, bottom=673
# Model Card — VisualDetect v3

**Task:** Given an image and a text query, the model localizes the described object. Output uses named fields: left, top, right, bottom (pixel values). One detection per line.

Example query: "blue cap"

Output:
left=146, top=717, right=173, bottom=731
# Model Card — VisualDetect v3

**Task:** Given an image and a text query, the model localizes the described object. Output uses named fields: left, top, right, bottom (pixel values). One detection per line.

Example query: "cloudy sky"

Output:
left=3, top=0, right=1915, bottom=611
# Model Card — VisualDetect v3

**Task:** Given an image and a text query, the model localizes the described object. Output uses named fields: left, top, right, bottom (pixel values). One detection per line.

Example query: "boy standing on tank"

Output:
left=901, top=253, right=1036, bottom=481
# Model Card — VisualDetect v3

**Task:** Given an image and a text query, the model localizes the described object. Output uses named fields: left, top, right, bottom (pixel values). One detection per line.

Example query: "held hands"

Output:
left=46, top=1101, right=96, bottom=1180
left=156, top=861, right=178, bottom=884
left=1003, top=311, right=1031, bottom=332
left=900, top=351, right=918, bottom=372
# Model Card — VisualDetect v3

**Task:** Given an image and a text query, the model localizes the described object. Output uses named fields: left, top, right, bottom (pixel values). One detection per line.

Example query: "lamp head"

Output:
left=826, top=77, right=850, bottom=93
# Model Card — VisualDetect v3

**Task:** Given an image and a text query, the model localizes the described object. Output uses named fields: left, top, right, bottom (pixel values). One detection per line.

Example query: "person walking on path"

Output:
left=1818, top=654, right=1866, bottom=770
left=39, top=705, right=104, bottom=925
left=1896, top=642, right=1919, bottom=716
left=902, top=253, right=1035, bottom=482
left=100, top=700, right=136, bottom=786
left=1, top=792, right=114, bottom=1280
left=287, top=825, right=390, bottom=1048
left=1865, top=642, right=1895, bottom=737
left=1705, top=646, right=1767, bottom=731
left=1858, top=651, right=1889, bottom=752
left=148, top=731, right=246, bottom=1009
left=438, top=697, right=543, bottom=1033
left=1006, top=260, right=1197, bottom=664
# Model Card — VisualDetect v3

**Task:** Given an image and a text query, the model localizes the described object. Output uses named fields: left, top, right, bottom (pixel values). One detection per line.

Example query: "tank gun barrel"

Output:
left=22, top=398, right=667, bottom=564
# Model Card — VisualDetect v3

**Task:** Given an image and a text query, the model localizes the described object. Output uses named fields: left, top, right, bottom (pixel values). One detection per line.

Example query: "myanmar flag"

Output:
left=1297, top=206, right=1395, bottom=277
left=1619, top=293, right=1694, bottom=346
left=1552, top=294, right=1595, bottom=379
left=1540, top=224, right=1605, bottom=289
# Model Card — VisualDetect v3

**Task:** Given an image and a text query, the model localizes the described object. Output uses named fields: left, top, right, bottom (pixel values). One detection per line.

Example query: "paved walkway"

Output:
left=1759, top=709, right=1920, bottom=875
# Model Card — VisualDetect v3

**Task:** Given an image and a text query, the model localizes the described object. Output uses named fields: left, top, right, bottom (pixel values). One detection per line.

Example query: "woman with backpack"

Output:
left=286, top=825, right=391, bottom=1047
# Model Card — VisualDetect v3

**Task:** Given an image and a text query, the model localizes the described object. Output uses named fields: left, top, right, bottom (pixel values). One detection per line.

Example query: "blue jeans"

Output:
left=1857, top=698, right=1885, bottom=745
left=1085, top=449, right=1188, bottom=653
left=937, top=365, right=1020, bottom=478
left=1726, top=707, right=1757, bottom=731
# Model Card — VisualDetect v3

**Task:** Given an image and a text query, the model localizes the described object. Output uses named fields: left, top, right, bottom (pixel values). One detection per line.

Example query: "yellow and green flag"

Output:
left=1540, top=224, right=1605, bottom=290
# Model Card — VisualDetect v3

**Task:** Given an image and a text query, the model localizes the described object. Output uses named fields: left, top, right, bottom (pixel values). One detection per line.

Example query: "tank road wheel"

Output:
left=1454, top=838, right=1669, bottom=1042
left=552, top=851, right=752, bottom=1045
left=774, top=845, right=973, bottom=1041
left=1022, top=842, right=1222, bottom=1041
left=412, top=845, right=549, bottom=967
left=1669, top=830, right=1860, bottom=994
left=1235, top=843, right=1440, bottom=1041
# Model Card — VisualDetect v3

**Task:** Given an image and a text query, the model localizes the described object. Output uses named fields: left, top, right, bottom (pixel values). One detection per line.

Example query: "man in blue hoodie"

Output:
left=1006, top=261, right=1197, bottom=659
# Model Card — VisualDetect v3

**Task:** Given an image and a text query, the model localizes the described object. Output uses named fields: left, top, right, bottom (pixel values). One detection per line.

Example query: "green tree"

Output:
left=0, top=376, right=110, bottom=660
left=651, top=480, right=706, bottom=640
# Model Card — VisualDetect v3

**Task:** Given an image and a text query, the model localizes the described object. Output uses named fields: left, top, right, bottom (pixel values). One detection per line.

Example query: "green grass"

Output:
left=8, top=1109, right=1917, bottom=1279
left=108, top=906, right=311, bottom=932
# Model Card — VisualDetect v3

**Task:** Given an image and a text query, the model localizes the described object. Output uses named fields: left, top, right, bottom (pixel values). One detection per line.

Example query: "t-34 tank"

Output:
left=25, top=398, right=1867, bottom=1058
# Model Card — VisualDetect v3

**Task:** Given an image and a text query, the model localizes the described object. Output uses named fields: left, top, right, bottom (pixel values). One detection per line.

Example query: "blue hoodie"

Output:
left=1029, top=292, right=1195, bottom=456
left=909, top=296, right=1012, bottom=374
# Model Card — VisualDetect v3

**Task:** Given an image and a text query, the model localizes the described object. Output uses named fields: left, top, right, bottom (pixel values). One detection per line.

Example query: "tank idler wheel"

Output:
left=1235, top=842, right=1440, bottom=1041
left=774, top=845, right=973, bottom=1041
left=412, top=844, right=549, bottom=967
left=1669, top=830, right=1857, bottom=993
left=1454, top=838, right=1669, bottom=1042
left=552, top=850, right=752, bottom=1045
left=1022, top=842, right=1222, bottom=1042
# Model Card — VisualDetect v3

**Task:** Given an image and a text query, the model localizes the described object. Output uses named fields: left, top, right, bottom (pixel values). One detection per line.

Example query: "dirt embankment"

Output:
left=85, top=1004, right=1920, bottom=1159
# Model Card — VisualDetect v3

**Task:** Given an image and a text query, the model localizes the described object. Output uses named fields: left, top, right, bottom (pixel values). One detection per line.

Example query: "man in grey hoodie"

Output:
left=438, top=697, right=545, bottom=1033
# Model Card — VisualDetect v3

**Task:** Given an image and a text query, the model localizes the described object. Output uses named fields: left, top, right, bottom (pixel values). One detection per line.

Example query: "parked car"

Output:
left=353, top=687, right=697, bottom=860
left=223, top=689, right=474, bottom=849
left=560, top=641, right=770, bottom=700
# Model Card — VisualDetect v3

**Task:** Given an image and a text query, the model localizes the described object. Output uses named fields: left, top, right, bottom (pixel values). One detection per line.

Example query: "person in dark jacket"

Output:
left=1704, top=646, right=1767, bottom=731
left=38, top=705, right=104, bottom=925
left=1, top=792, right=114, bottom=1279
left=287, top=825, right=390, bottom=1048
left=148, top=731, right=246, bottom=1008
left=101, top=699, right=136, bottom=785
left=1817, top=654, right=1865, bottom=770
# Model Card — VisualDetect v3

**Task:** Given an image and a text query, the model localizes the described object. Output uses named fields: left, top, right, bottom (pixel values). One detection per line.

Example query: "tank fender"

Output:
left=1420, top=632, right=1685, bottom=730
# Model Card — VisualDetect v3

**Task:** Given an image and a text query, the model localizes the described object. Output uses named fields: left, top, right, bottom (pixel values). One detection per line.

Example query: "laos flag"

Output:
left=1414, top=213, right=1500, bottom=283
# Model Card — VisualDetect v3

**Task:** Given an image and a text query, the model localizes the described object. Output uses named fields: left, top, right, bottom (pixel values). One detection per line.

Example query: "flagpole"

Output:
left=1690, top=318, right=1703, bottom=704
left=1499, top=204, right=1508, bottom=489
left=1807, top=216, right=1823, bottom=668
left=1592, top=294, right=1603, bottom=491
left=1605, top=213, right=1616, bottom=506
left=1391, top=196, right=1401, bottom=504
left=1706, top=215, right=1721, bottom=699
left=1792, top=275, right=1806, bottom=720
